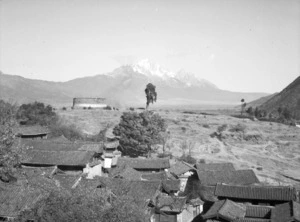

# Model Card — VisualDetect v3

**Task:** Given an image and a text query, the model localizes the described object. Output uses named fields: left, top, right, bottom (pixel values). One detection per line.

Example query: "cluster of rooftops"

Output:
left=0, top=125, right=299, bottom=222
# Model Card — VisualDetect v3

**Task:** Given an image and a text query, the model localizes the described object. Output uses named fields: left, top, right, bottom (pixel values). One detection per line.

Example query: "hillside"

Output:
left=260, top=75, right=300, bottom=119
left=247, top=93, right=277, bottom=108
left=0, top=61, right=269, bottom=107
left=57, top=108, right=300, bottom=189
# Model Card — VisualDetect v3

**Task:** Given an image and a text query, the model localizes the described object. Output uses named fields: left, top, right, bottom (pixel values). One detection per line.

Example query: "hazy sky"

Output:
left=0, top=0, right=299, bottom=93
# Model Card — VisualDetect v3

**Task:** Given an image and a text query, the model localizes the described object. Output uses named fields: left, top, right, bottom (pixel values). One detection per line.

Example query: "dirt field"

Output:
left=57, top=108, right=300, bottom=188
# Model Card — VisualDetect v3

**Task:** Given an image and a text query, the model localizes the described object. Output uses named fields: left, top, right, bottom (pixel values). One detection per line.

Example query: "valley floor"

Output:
left=57, top=108, right=300, bottom=189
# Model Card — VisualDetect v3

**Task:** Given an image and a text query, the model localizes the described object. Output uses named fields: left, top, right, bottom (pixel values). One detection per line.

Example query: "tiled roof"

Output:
left=197, top=169, right=259, bottom=185
left=233, top=219, right=271, bottom=222
left=117, top=157, right=170, bottom=170
left=169, top=161, right=196, bottom=176
left=215, top=184, right=297, bottom=201
left=22, top=150, right=94, bottom=166
left=202, top=199, right=226, bottom=219
left=245, top=205, right=273, bottom=218
left=271, top=201, right=300, bottom=222
left=94, top=177, right=161, bottom=206
left=196, top=162, right=235, bottom=171
left=21, top=139, right=103, bottom=153
left=110, top=166, right=142, bottom=181
left=0, top=186, right=47, bottom=217
left=218, top=199, right=246, bottom=221
left=53, top=174, right=82, bottom=189
left=16, top=125, right=49, bottom=136
left=156, top=196, right=186, bottom=213
left=104, top=140, right=119, bottom=149
left=141, top=171, right=169, bottom=181
left=202, top=199, right=246, bottom=220
left=77, top=143, right=103, bottom=153
left=162, top=180, right=181, bottom=193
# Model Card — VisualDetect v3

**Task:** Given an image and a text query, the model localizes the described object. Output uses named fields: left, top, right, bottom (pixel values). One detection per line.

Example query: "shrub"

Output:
left=229, top=123, right=246, bottom=133
left=217, top=124, right=227, bottom=133
left=62, top=107, right=67, bottom=111
left=178, top=154, right=197, bottom=165
left=88, top=106, right=92, bottom=110
left=113, top=111, right=167, bottom=157
left=157, top=152, right=172, bottom=159
left=104, top=106, right=112, bottom=110
left=83, top=107, right=87, bottom=110
left=199, top=158, right=206, bottom=164
left=16, top=102, right=57, bottom=126
left=202, top=124, right=210, bottom=128
left=49, top=121, right=85, bottom=141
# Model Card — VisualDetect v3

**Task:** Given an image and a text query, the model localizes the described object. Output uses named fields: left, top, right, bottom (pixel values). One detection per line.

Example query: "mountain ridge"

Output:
left=0, top=61, right=269, bottom=107
left=259, top=75, right=300, bottom=119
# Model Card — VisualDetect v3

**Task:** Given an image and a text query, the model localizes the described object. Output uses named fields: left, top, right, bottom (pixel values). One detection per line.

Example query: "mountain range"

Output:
left=0, top=59, right=269, bottom=107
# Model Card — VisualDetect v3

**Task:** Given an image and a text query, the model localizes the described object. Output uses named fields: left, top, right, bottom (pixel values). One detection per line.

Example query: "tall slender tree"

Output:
left=145, top=83, right=157, bottom=109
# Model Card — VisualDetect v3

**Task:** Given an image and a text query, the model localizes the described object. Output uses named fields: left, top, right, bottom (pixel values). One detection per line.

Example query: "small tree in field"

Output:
left=240, top=99, right=246, bottom=116
left=145, top=83, right=157, bottom=109
left=0, top=100, right=20, bottom=182
left=113, top=111, right=167, bottom=157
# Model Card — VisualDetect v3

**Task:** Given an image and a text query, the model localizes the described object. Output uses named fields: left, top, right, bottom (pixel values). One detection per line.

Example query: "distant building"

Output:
left=72, top=97, right=107, bottom=109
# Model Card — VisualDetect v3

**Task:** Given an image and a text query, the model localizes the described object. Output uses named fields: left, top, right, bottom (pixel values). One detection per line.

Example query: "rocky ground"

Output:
left=57, top=108, right=300, bottom=189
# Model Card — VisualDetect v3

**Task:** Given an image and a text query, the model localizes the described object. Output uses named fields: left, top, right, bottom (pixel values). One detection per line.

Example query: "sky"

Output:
left=0, top=0, right=299, bottom=93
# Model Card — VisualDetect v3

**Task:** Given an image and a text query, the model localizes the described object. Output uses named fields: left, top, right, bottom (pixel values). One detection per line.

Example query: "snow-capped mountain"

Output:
left=132, top=59, right=176, bottom=80
left=129, top=59, right=217, bottom=89
left=0, top=60, right=269, bottom=107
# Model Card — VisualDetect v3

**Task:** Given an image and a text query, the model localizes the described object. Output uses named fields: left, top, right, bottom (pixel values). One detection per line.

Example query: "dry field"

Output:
left=57, top=108, right=300, bottom=189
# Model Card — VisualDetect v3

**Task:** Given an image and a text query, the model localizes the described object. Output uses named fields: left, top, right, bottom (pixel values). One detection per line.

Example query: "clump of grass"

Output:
left=202, top=124, right=210, bottom=128
left=229, top=123, right=246, bottom=133
left=256, top=167, right=263, bottom=171
left=217, top=124, right=227, bottom=133
left=199, top=158, right=206, bottom=164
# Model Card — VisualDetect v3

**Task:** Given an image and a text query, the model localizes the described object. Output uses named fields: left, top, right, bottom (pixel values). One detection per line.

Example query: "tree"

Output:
left=246, top=106, right=253, bottom=116
left=16, top=101, right=57, bottom=126
left=113, top=111, right=167, bottom=157
left=0, top=100, right=20, bottom=182
left=145, top=83, right=157, bottom=109
left=240, top=99, right=247, bottom=116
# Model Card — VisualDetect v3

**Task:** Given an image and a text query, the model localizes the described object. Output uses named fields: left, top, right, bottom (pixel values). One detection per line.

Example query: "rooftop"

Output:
left=196, top=162, right=235, bottom=171
left=197, top=169, right=259, bottom=185
left=245, top=205, right=273, bottom=218
left=16, top=125, right=49, bottom=136
left=22, top=150, right=94, bottom=166
left=156, top=196, right=186, bottom=213
left=169, top=161, right=196, bottom=176
left=215, top=184, right=297, bottom=201
left=21, top=139, right=103, bottom=153
left=202, top=199, right=246, bottom=220
left=271, top=201, right=300, bottom=222
left=117, top=157, right=170, bottom=170
left=0, top=185, right=48, bottom=218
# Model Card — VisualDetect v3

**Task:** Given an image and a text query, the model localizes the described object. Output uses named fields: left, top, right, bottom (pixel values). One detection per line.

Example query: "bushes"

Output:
left=16, top=102, right=57, bottom=126
left=178, top=154, right=197, bottom=165
left=113, top=111, right=167, bottom=157
left=49, top=121, right=85, bottom=141
left=229, top=123, right=246, bottom=133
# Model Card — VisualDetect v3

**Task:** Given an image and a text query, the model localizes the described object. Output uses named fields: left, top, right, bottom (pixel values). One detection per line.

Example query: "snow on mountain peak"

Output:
left=131, top=59, right=175, bottom=79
